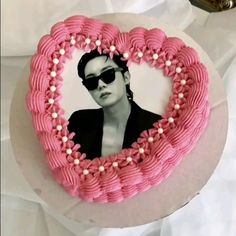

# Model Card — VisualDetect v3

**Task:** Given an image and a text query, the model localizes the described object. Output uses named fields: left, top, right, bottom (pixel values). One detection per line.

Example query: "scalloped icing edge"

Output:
left=26, top=15, right=210, bottom=203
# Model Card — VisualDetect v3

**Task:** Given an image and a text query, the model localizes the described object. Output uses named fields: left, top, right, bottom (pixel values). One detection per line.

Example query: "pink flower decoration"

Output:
left=90, top=158, right=111, bottom=178
left=75, top=34, right=96, bottom=53
left=145, top=49, right=164, bottom=67
left=131, top=46, right=146, bottom=64
left=102, top=40, right=119, bottom=59
left=67, top=151, right=86, bottom=167
left=173, top=73, right=193, bottom=93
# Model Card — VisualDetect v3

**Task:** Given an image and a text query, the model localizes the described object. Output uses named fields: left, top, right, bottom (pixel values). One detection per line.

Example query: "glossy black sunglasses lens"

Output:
left=82, top=68, right=122, bottom=90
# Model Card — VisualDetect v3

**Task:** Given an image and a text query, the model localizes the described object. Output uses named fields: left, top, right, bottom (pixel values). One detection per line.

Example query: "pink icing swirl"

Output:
left=27, top=91, right=45, bottom=113
left=139, top=155, right=162, bottom=178
left=55, top=166, right=79, bottom=186
left=188, top=63, right=209, bottom=83
left=37, top=35, right=57, bottom=57
left=29, top=71, right=50, bottom=91
left=50, top=22, right=69, bottom=44
left=177, top=47, right=200, bottom=66
left=101, top=23, right=120, bottom=42
left=122, top=185, right=138, bottom=198
left=118, top=165, right=143, bottom=186
left=145, top=28, right=166, bottom=49
left=136, top=178, right=150, bottom=192
left=99, top=169, right=121, bottom=192
left=162, top=37, right=185, bottom=56
left=129, top=27, right=147, bottom=48
left=31, top=54, right=49, bottom=71
left=32, top=113, right=52, bottom=132
left=64, top=15, right=87, bottom=33
left=80, top=175, right=102, bottom=199
left=46, top=151, right=68, bottom=169
left=39, top=133, right=61, bottom=151
left=115, top=32, right=131, bottom=53
left=176, top=106, right=202, bottom=129
left=107, top=190, right=124, bottom=203
left=82, top=18, right=103, bottom=37
left=187, top=83, right=208, bottom=107
left=151, top=139, right=175, bottom=161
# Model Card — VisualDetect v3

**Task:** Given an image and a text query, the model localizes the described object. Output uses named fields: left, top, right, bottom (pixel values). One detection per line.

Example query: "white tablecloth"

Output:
left=1, top=1, right=236, bottom=235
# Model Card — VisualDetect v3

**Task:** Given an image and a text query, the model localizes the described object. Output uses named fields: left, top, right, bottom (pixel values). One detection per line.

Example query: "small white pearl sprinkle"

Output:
left=59, top=48, right=65, bottom=55
left=50, top=71, right=57, bottom=77
left=176, top=67, right=182, bottom=73
left=48, top=98, right=54, bottom=104
left=178, top=93, right=184, bottom=99
left=137, top=51, right=143, bottom=58
left=180, top=79, right=186, bottom=85
left=165, top=60, right=171, bottom=66
left=158, top=128, right=164, bottom=134
left=50, top=86, right=56, bottom=92
left=53, top=58, right=59, bottom=64
left=174, top=104, right=180, bottom=110
left=74, top=159, right=80, bottom=165
left=83, top=169, right=89, bottom=175
left=148, top=137, right=154, bottom=143
left=66, top=149, right=72, bottom=155
left=152, top=53, right=159, bottom=60
left=70, top=39, right=76, bottom=45
left=56, top=125, right=62, bottom=131
left=95, top=40, right=101, bottom=46
left=110, top=45, right=116, bottom=52
left=62, top=136, right=68, bottom=142
left=51, top=112, right=58, bottom=118
left=85, top=38, right=91, bottom=44
left=112, top=162, right=118, bottom=167
left=123, top=52, right=129, bottom=58
left=168, top=117, right=174, bottom=123
left=139, top=148, right=145, bottom=154
left=99, top=166, right=105, bottom=172
left=126, top=156, right=132, bottom=162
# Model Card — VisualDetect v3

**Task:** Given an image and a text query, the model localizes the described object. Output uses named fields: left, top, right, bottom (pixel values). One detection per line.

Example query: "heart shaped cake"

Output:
left=26, top=15, right=210, bottom=203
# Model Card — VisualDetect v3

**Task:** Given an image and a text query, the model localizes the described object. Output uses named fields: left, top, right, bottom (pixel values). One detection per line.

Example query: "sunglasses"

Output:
left=82, top=67, right=123, bottom=91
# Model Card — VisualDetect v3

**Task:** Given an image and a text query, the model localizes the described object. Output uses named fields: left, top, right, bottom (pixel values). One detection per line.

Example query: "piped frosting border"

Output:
left=27, top=15, right=210, bottom=203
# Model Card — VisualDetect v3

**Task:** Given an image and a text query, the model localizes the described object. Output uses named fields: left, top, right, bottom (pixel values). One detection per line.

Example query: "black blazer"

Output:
left=68, top=101, right=161, bottom=160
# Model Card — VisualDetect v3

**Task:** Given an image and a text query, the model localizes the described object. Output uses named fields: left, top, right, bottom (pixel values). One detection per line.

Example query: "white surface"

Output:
left=1, top=0, right=236, bottom=235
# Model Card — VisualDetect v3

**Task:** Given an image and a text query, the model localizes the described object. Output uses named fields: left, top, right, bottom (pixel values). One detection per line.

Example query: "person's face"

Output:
left=84, top=56, right=130, bottom=108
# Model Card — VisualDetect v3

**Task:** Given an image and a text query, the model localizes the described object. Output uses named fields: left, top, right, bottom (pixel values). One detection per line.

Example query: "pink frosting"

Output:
left=118, top=165, right=143, bottom=186
left=37, top=35, right=57, bottom=57
left=129, top=27, right=147, bottom=48
left=99, top=170, right=121, bottom=192
left=101, top=23, right=120, bottom=42
left=46, top=151, right=68, bottom=169
left=27, top=15, right=210, bottom=203
left=162, top=37, right=185, bottom=56
left=31, top=54, right=49, bottom=71
left=115, top=32, right=131, bottom=53
left=50, top=22, right=69, bottom=44
left=145, top=28, right=166, bottom=49
left=82, top=18, right=103, bottom=37
left=39, top=133, right=61, bottom=151
left=32, top=113, right=52, bottom=132
left=177, top=47, right=200, bottom=66
left=188, top=63, right=209, bottom=83
left=27, top=91, right=45, bottom=113
left=29, top=71, right=50, bottom=91
left=64, top=15, right=87, bottom=33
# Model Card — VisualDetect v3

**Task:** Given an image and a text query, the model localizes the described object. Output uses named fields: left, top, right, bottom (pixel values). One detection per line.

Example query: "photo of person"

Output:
left=68, top=50, right=162, bottom=160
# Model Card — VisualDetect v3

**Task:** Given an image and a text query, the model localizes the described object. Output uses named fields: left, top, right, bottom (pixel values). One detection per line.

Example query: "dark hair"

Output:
left=77, top=50, right=133, bottom=100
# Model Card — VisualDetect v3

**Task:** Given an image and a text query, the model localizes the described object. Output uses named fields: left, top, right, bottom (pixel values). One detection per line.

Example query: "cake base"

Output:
left=10, top=13, right=228, bottom=228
